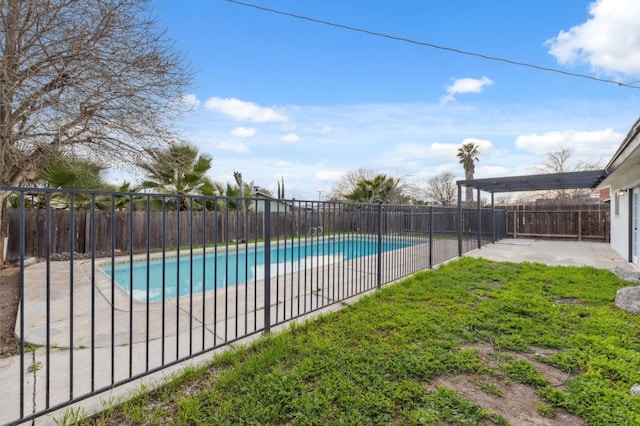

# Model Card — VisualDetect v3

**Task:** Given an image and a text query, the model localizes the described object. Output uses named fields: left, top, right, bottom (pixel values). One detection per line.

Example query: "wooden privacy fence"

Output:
left=501, top=204, right=610, bottom=242
left=6, top=204, right=503, bottom=260
left=7, top=209, right=316, bottom=259
left=5, top=207, right=411, bottom=259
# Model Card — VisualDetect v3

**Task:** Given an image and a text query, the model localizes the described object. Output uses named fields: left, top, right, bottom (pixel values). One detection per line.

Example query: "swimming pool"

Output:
left=100, top=236, right=414, bottom=302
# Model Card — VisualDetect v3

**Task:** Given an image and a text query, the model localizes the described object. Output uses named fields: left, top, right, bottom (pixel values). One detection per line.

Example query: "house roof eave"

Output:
left=605, top=115, right=640, bottom=174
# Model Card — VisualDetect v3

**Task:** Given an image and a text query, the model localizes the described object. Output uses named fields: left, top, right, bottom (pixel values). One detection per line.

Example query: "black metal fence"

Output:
left=0, top=187, right=506, bottom=425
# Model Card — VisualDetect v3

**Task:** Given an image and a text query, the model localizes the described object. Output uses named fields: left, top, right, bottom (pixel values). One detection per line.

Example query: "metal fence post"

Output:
left=429, top=206, right=434, bottom=268
left=69, top=193, right=75, bottom=398
left=491, top=193, right=496, bottom=243
left=477, top=188, right=482, bottom=249
left=264, top=199, right=271, bottom=333
left=18, top=191, right=25, bottom=419
left=377, top=204, right=383, bottom=289
left=457, top=185, right=463, bottom=256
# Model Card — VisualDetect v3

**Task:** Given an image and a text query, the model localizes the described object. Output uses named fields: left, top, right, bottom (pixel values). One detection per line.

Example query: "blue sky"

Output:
left=134, top=0, right=640, bottom=200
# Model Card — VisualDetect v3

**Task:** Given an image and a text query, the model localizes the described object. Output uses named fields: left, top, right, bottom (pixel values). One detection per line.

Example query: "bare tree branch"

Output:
left=0, top=0, right=193, bottom=260
left=425, top=171, right=456, bottom=206
left=328, top=168, right=375, bottom=200
left=535, top=148, right=603, bottom=205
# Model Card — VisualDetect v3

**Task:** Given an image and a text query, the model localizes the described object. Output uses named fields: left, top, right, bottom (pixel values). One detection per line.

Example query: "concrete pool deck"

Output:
left=3, top=239, right=436, bottom=425
left=2, top=238, right=638, bottom=425
left=465, top=238, right=640, bottom=272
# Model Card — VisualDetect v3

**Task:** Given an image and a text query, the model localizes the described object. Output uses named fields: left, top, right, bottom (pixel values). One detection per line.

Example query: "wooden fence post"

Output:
left=578, top=210, right=582, bottom=241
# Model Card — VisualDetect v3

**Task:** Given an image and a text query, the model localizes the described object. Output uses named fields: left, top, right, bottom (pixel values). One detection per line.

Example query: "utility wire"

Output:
left=224, top=0, right=639, bottom=89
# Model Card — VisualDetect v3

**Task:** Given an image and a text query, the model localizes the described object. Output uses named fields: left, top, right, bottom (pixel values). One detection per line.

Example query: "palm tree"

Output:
left=18, top=154, right=108, bottom=209
left=344, top=174, right=407, bottom=204
left=457, top=142, right=480, bottom=205
left=222, top=183, right=243, bottom=210
left=102, top=181, right=147, bottom=211
left=137, top=143, right=216, bottom=210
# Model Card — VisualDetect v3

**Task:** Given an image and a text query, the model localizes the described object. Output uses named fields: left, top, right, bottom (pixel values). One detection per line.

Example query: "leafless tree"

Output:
left=328, top=168, right=376, bottom=200
left=0, top=0, right=192, bottom=261
left=538, top=148, right=601, bottom=174
left=539, top=149, right=571, bottom=174
left=233, top=171, right=244, bottom=211
left=495, top=194, right=515, bottom=206
left=329, top=168, right=417, bottom=204
left=424, top=171, right=456, bottom=206
left=536, top=148, right=602, bottom=204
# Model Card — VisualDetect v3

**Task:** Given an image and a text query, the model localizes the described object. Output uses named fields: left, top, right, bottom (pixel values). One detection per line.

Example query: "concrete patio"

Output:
left=465, top=238, right=640, bottom=272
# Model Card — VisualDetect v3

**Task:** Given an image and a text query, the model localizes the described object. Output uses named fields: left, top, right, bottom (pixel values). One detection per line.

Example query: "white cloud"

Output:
left=321, top=126, right=333, bottom=134
left=461, top=138, right=494, bottom=153
left=231, top=127, right=256, bottom=137
left=177, top=98, right=636, bottom=200
left=441, top=76, right=493, bottom=104
left=546, top=0, right=640, bottom=76
left=476, top=165, right=509, bottom=178
left=204, top=97, right=287, bottom=122
left=397, top=139, right=493, bottom=160
left=179, top=94, right=201, bottom=109
left=213, top=141, right=250, bottom=153
left=281, top=133, right=300, bottom=143
left=315, top=170, right=344, bottom=181
left=396, top=142, right=459, bottom=159
left=275, top=172, right=299, bottom=179
left=515, top=128, right=622, bottom=156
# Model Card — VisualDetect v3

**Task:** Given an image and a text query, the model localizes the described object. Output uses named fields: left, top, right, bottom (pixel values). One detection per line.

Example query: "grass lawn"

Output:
left=78, top=257, right=640, bottom=425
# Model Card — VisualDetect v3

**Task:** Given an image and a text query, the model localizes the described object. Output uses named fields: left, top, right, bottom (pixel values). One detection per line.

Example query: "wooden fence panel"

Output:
left=502, top=204, right=609, bottom=241
left=6, top=203, right=512, bottom=259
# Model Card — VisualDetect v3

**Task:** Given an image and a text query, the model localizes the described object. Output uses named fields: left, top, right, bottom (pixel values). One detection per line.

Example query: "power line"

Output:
left=224, top=0, right=639, bottom=89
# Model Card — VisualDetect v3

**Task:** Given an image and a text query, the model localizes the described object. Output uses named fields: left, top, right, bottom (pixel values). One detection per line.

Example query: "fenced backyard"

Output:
left=1, top=187, right=506, bottom=425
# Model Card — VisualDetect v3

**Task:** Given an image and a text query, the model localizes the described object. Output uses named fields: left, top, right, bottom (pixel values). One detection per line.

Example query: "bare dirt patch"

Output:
left=432, top=343, right=584, bottom=425
left=434, top=375, right=582, bottom=425
left=468, top=343, right=577, bottom=388
left=0, top=265, right=20, bottom=358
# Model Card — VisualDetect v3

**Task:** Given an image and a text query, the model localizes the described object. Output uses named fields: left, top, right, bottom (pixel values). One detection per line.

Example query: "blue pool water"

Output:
left=100, top=236, right=413, bottom=302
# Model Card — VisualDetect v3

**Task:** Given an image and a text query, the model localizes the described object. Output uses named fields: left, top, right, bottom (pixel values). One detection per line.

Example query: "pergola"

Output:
left=457, top=170, right=608, bottom=194
left=454, top=169, right=609, bottom=255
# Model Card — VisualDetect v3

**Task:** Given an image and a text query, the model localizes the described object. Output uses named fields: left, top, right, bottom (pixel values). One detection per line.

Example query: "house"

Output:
left=597, top=117, right=640, bottom=268
left=251, top=188, right=295, bottom=213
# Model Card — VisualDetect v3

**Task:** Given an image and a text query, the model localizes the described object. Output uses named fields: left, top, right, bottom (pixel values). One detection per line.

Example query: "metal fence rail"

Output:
left=0, top=187, right=506, bottom=425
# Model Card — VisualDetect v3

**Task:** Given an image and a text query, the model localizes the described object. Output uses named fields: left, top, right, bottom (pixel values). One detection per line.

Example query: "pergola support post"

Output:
left=491, top=192, right=496, bottom=243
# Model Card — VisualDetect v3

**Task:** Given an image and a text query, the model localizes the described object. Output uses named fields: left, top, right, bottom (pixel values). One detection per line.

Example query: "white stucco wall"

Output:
left=598, top=118, right=640, bottom=268
left=253, top=198, right=292, bottom=213
left=609, top=186, right=630, bottom=261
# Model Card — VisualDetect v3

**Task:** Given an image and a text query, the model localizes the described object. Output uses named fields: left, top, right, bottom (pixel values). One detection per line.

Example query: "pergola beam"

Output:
left=457, top=170, right=607, bottom=194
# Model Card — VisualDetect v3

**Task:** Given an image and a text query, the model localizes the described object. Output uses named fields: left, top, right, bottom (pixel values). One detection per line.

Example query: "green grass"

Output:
left=477, top=380, right=505, bottom=397
left=81, top=257, right=640, bottom=425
